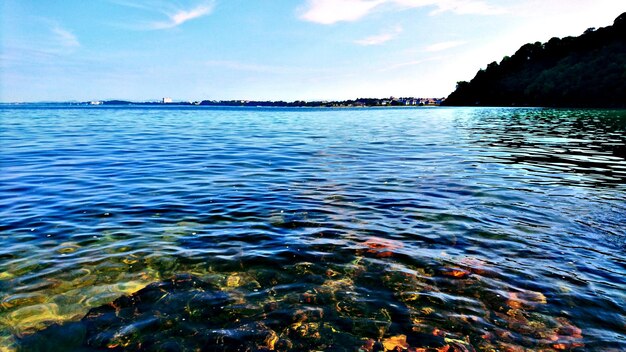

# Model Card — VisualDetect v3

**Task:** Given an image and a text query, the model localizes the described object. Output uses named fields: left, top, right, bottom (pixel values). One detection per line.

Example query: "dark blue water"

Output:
left=0, top=106, right=624, bottom=351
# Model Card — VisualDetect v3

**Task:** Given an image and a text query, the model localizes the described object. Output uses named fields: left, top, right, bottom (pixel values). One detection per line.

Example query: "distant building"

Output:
left=162, top=97, right=173, bottom=104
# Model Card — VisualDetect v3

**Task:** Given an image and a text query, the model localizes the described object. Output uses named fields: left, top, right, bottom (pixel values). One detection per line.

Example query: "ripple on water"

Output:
left=0, top=106, right=625, bottom=351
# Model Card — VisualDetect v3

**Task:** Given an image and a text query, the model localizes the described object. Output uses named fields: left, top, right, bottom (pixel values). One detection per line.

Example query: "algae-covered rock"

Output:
left=14, top=269, right=492, bottom=352
left=16, top=274, right=248, bottom=351
left=6, top=303, right=72, bottom=337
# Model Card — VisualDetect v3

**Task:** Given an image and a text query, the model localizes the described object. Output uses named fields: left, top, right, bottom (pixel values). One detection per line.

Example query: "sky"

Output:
left=1, top=0, right=625, bottom=102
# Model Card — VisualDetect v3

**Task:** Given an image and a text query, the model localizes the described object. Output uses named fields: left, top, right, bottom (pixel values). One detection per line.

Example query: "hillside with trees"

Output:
left=444, top=12, right=626, bottom=107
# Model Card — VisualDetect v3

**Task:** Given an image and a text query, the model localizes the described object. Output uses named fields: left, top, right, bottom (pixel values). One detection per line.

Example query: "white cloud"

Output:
left=299, top=0, right=504, bottom=24
left=424, top=40, right=465, bottom=52
left=110, top=1, right=215, bottom=29
left=298, top=0, right=385, bottom=25
left=52, top=26, right=80, bottom=48
left=151, top=2, right=214, bottom=29
left=355, top=26, right=403, bottom=45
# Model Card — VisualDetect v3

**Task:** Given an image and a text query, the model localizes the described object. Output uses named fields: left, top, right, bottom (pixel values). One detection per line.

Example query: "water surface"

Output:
left=1, top=106, right=624, bottom=351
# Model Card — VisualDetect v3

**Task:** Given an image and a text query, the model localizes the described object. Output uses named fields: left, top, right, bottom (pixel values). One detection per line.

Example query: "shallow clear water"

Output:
left=0, top=106, right=624, bottom=351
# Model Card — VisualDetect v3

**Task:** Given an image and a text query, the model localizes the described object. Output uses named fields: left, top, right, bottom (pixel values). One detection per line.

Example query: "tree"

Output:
left=443, top=12, right=626, bottom=108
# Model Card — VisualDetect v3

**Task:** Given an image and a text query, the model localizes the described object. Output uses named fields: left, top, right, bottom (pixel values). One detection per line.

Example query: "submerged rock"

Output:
left=17, top=274, right=357, bottom=351
left=17, top=274, right=243, bottom=351
left=16, top=270, right=500, bottom=351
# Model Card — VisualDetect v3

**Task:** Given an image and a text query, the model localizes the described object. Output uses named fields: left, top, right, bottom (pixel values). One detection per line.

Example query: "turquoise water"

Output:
left=0, top=106, right=624, bottom=351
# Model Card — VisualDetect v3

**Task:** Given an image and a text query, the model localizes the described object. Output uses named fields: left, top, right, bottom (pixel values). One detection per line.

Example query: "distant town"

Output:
left=85, top=97, right=446, bottom=107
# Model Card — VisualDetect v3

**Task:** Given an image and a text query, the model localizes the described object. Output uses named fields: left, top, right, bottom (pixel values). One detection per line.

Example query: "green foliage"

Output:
left=444, top=12, right=626, bottom=107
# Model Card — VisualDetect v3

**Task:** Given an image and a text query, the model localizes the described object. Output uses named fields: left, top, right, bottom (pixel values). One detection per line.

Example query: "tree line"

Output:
left=444, top=12, right=626, bottom=108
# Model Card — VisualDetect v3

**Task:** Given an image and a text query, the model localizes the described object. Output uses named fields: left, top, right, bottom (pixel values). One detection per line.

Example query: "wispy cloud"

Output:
left=204, top=60, right=330, bottom=75
left=107, top=0, right=156, bottom=12
left=355, top=26, right=403, bottom=45
left=151, top=2, right=215, bottom=29
left=205, top=60, right=286, bottom=73
left=110, top=0, right=215, bottom=30
left=52, top=26, right=80, bottom=48
left=424, top=40, right=465, bottom=52
left=0, top=17, right=80, bottom=74
left=394, top=0, right=504, bottom=15
left=378, top=55, right=442, bottom=71
left=299, top=0, right=505, bottom=24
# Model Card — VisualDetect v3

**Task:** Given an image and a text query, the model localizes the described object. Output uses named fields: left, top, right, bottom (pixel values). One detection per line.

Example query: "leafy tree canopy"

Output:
left=444, top=12, right=626, bottom=108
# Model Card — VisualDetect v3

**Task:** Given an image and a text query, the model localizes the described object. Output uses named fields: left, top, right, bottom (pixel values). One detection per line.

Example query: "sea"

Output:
left=0, top=105, right=624, bottom=351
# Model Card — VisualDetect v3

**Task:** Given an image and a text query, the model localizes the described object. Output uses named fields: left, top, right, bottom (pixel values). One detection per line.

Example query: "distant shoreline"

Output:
left=1, top=97, right=445, bottom=108
left=3, top=103, right=626, bottom=110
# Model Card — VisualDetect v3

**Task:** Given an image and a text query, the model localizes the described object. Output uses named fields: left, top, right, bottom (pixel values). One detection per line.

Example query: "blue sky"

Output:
left=1, top=0, right=624, bottom=102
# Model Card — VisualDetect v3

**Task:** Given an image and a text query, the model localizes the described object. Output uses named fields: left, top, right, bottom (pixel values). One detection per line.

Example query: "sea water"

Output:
left=0, top=106, right=624, bottom=351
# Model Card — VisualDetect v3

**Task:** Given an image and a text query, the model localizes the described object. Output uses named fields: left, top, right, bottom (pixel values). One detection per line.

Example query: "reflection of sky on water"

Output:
left=0, top=106, right=624, bottom=351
